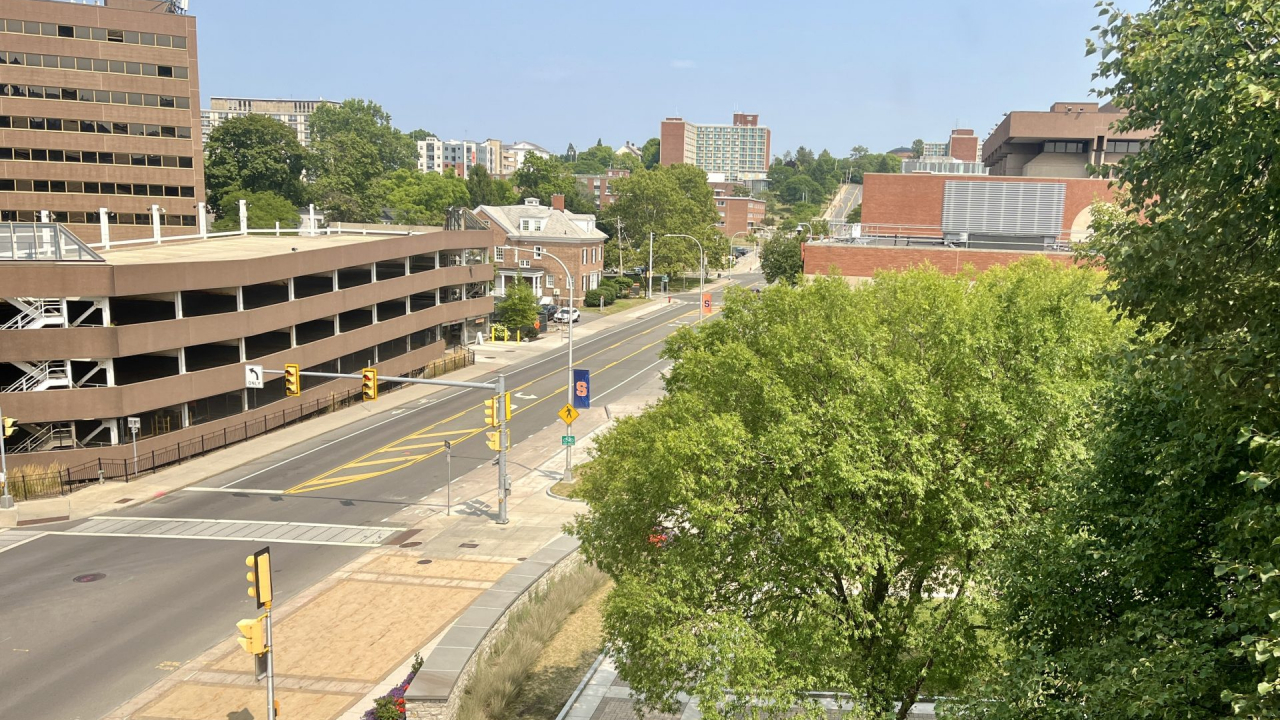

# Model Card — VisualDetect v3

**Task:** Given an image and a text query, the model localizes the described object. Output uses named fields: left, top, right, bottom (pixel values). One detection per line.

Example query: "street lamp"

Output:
left=498, top=244, right=579, bottom=483
left=729, top=230, right=755, bottom=279
left=796, top=222, right=813, bottom=238
left=662, top=234, right=705, bottom=299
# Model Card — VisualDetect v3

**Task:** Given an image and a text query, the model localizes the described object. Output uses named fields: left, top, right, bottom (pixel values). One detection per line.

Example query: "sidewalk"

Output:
left=105, top=369, right=666, bottom=720
left=0, top=295, right=680, bottom=528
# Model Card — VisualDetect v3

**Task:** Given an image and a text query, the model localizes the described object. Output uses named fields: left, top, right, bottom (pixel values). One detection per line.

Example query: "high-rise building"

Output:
left=659, top=113, right=770, bottom=181
left=0, top=0, right=207, bottom=241
left=417, top=137, right=501, bottom=179
left=201, top=97, right=336, bottom=147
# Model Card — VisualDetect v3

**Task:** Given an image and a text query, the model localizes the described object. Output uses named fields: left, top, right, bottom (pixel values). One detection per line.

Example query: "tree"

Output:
left=849, top=145, right=869, bottom=160
left=731, top=185, right=753, bottom=198
left=495, top=275, right=539, bottom=330
left=376, top=169, right=470, bottom=226
left=307, top=99, right=417, bottom=222
left=210, top=189, right=300, bottom=232
left=512, top=153, right=592, bottom=213
left=959, top=3, right=1280, bottom=718
left=571, top=261, right=1130, bottom=720
left=611, top=152, right=642, bottom=173
left=778, top=175, right=824, bottom=204
left=572, top=143, right=615, bottom=175
left=466, top=165, right=517, bottom=208
left=758, top=234, right=803, bottom=284
left=407, top=129, right=434, bottom=142
left=910, top=138, right=925, bottom=158
left=606, top=164, right=720, bottom=276
left=204, top=114, right=307, bottom=213
left=846, top=205, right=862, bottom=223
left=794, top=145, right=815, bottom=166
left=641, top=138, right=661, bottom=169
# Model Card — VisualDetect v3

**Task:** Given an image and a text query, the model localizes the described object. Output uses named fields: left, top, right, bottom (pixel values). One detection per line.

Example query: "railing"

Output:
left=3, top=360, right=69, bottom=394
left=4, top=348, right=475, bottom=502
left=11, top=424, right=76, bottom=455
left=812, top=223, right=1089, bottom=253
left=0, top=223, right=104, bottom=262
left=0, top=298, right=63, bottom=331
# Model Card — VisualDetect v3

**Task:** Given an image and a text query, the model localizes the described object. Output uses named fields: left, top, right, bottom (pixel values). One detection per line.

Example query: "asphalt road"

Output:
left=0, top=274, right=762, bottom=720
left=822, top=183, right=863, bottom=222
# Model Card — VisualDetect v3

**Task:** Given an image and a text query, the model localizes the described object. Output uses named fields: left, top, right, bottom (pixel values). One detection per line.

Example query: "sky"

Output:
left=194, top=0, right=1149, bottom=157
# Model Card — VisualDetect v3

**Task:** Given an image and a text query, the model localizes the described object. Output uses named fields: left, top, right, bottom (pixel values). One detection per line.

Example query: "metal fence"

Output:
left=5, top=348, right=474, bottom=502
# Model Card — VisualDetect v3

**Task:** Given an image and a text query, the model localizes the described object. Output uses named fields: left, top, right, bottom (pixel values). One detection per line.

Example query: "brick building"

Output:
left=983, top=101, right=1154, bottom=177
left=0, top=0, right=207, bottom=241
left=475, top=196, right=606, bottom=307
left=575, top=168, right=629, bottom=209
left=201, top=97, right=335, bottom=147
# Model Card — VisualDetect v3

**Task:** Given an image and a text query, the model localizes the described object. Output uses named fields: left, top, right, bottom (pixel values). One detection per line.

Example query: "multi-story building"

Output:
left=711, top=190, right=765, bottom=237
left=575, top=168, right=629, bottom=209
left=921, top=141, right=949, bottom=158
left=982, top=102, right=1154, bottom=177
left=500, top=140, right=551, bottom=177
left=417, top=138, right=502, bottom=179
left=201, top=97, right=335, bottom=147
left=659, top=113, right=770, bottom=182
left=0, top=0, right=206, bottom=242
left=0, top=219, right=495, bottom=468
left=475, top=196, right=606, bottom=307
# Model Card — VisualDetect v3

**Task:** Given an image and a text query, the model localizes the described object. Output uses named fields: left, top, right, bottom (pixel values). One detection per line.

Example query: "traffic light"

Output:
left=503, top=392, right=512, bottom=421
left=284, top=363, right=300, bottom=397
left=486, top=431, right=501, bottom=452
left=236, top=615, right=266, bottom=655
left=361, top=368, right=378, bottom=401
left=246, top=547, right=273, bottom=608
left=1, top=416, right=15, bottom=438
left=484, top=396, right=500, bottom=427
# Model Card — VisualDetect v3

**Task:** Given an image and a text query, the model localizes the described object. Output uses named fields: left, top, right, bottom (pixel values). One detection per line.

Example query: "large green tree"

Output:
left=571, top=261, right=1130, bottom=720
left=376, top=169, right=470, bottom=226
left=606, top=164, right=722, bottom=276
left=961, top=2, right=1280, bottom=718
left=210, top=189, right=300, bottom=232
left=640, top=137, right=661, bottom=169
left=495, top=275, right=539, bottom=330
left=512, top=153, right=592, bottom=213
left=465, top=165, right=517, bottom=208
left=204, top=114, right=307, bottom=213
left=307, top=99, right=417, bottom=222
left=759, top=234, right=803, bottom=284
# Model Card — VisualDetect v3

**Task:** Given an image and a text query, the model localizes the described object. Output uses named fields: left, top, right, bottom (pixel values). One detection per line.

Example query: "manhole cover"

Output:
left=459, top=542, right=479, bottom=549
left=417, top=559, right=434, bottom=565
left=73, top=573, right=106, bottom=583
left=399, top=541, right=422, bottom=548
left=517, top=557, right=528, bottom=561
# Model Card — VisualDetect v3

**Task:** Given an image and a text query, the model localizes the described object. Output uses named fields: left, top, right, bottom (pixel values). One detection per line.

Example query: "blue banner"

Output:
left=572, top=369, right=590, bottom=409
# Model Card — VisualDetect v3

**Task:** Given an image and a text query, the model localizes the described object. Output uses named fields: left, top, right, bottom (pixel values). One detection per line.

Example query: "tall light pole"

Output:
left=498, top=244, right=577, bottom=483
left=729, top=230, right=754, bottom=279
left=797, top=222, right=813, bottom=239
left=663, top=234, right=705, bottom=301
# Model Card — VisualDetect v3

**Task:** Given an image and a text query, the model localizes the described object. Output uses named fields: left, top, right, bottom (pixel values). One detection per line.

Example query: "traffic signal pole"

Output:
left=265, top=600, right=276, bottom=720
left=0, top=402, right=11, bottom=510
left=496, top=374, right=509, bottom=524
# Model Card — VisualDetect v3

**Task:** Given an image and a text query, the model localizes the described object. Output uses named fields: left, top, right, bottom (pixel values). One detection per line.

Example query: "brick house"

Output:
left=474, top=195, right=606, bottom=307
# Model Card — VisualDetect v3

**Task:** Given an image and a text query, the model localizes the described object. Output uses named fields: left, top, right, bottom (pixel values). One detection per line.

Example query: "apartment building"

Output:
left=475, top=196, right=606, bottom=307
left=575, top=168, right=629, bottom=209
left=201, top=97, right=336, bottom=147
left=0, top=221, right=495, bottom=468
left=500, top=140, right=551, bottom=177
left=982, top=102, right=1154, bottom=177
left=659, top=113, right=770, bottom=181
left=416, top=138, right=501, bottom=179
left=0, top=0, right=206, bottom=242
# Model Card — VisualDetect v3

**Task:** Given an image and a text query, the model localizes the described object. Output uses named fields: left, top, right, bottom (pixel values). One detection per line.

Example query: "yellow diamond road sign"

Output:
left=558, top=404, right=580, bottom=425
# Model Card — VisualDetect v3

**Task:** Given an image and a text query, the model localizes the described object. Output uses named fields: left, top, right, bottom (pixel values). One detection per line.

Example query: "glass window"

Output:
left=172, top=36, right=187, bottom=50
left=159, top=95, right=175, bottom=108
left=142, top=63, right=157, bottom=77
left=29, top=117, right=44, bottom=130
left=110, top=91, right=126, bottom=105
left=109, top=59, right=124, bottom=74
left=127, top=92, right=142, bottom=106
left=94, top=90, right=110, bottom=103
left=75, top=26, right=90, bottom=40
left=125, top=61, right=141, bottom=75
left=176, top=126, right=191, bottom=139
left=157, top=65, right=172, bottom=78
left=145, top=124, right=160, bottom=137
left=92, top=58, right=107, bottom=72
left=148, top=155, right=162, bottom=167
left=112, top=121, right=128, bottom=134
left=123, top=31, right=139, bottom=44
left=13, top=148, right=30, bottom=161
left=141, top=33, right=156, bottom=46
left=91, top=27, right=106, bottom=41
left=75, top=56, right=91, bottom=70
left=41, top=23, right=56, bottom=36
left=176, top=96, right=190, bottom=109
left=178, top=156, right=193, bottom=169
left=156, top=34, right=172, bottom=48
left=48, top=150, right=64, bottom=162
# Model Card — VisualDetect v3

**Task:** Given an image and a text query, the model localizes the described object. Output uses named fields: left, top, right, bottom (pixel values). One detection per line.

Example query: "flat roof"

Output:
left=100, top=230, right=442, bottom=266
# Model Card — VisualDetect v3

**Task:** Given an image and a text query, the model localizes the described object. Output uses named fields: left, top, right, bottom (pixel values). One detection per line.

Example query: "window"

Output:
left=1043, top=141, right=1085, bottom=153
left=533, top=246, right=543, bottom=259
left=582, top=248, right=588, bottom=263
left=493, top=247, right=504, bottom=262
left=546, top=274, right=555, bottom=288
left=519, top=259, right=531, bottom=268
left=1106, top=140, right=1146, bottom=153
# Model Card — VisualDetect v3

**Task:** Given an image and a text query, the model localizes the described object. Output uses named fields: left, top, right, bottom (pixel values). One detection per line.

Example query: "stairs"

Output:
left=3, top=360, right=72, bottom=393
left=11, top=423, right=78, bottom=453
left=1, top=298, right=65, bottom=331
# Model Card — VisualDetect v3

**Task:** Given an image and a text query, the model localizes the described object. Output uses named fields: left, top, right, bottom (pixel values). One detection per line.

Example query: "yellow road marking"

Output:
left=285, top=309, right=700, bottom=494
left=386, top=440, right=450, bottom=451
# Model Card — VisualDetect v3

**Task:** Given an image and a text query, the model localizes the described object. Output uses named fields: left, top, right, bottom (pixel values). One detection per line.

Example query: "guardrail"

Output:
left=813, top=223, right=1089, bottom=252
left=5, top=348, right=474, bottom=502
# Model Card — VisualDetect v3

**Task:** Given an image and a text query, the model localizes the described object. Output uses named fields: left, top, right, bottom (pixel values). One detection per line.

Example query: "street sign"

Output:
left=701, top=293, right=712, bottom=312
left=562, top=435, right=576, bottom=446
left=245, top=364, right=264, bottom=389
left=557, top=404, right=580, bottom=425
left=572, top=369, right=590, bottom=409
left=126, top=416, right=140, bottom=431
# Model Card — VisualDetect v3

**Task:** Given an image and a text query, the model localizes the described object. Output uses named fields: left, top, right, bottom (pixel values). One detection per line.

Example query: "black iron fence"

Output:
left=5, top=349, right=474, bottom=502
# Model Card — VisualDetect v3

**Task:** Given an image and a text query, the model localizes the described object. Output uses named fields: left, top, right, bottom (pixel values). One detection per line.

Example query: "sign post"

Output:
left=126, top=416, right=140, bottom=475
left=245, top=364, right=264, bottom=389
left=444, top=440, right=452, bottom=517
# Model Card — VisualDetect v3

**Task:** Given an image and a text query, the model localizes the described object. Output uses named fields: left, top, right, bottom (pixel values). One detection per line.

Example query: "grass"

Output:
left=548, top=481, right=581, bottom=499
left=592, top=296, right=654, bottom=317
left=506, top=581, right=612, bottom=720
left=457, top=564, right=609, bottom=720
left=11, top=461, right=68, bottom=481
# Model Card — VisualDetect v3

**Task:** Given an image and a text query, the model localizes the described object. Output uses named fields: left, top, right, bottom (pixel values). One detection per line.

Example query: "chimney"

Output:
left=551, top=194, right=565, bottom=212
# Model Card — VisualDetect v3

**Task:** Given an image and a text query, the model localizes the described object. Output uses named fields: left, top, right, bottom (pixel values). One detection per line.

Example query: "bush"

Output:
left=583, top=289, right=604, bottom=307
left=600, top=286, right=617, bottom=305
left=517, top=324, right=541, bottom=340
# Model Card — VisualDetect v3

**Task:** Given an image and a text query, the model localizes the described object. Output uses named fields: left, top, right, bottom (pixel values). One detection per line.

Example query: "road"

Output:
left=0, top=273, right=763, bottom=720
left=822, top=183, right=863, bottom=222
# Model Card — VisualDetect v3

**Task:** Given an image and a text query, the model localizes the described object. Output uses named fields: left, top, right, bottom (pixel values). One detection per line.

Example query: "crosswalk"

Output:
left=57, top=516, right=403, bottom=547
left=0, top=529, right=46, bottom=554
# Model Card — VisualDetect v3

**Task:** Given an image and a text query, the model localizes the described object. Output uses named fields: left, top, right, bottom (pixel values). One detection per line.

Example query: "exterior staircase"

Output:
left=11, top=423, right=78, bottom=453
left=3, top=360, right=72, bottom=393
left=1, top=298, right=65, bottom=330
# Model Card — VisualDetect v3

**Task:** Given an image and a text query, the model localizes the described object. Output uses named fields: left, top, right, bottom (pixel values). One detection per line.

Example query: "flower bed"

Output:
left=364, top=653, right=423, bottom=720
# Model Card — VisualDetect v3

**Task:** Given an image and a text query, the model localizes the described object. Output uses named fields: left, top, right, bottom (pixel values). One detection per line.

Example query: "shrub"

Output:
left=600, top=286, right=617, bottom=305
left=583, top=289, right=604, bottom=307
left=517, top=324, right=540, bottom=340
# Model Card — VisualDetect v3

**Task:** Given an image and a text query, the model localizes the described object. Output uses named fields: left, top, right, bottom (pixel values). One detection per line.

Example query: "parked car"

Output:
left=539, top=302, right=560, bottom=317
left=554, top=307, right=581, bottom=324
left=733, top=246, right=750, bottom=258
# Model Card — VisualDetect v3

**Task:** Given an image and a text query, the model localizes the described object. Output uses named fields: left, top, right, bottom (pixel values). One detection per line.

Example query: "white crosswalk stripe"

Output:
left=54, top=516, right=403, bottom=547
left=0, top=529, right=48, bottom=554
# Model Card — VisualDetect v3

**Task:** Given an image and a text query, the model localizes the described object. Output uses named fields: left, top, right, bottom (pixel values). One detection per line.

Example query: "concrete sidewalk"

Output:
left=105, top=368, right=665, bottom=720
left=0, top=296, right=679, bottom=529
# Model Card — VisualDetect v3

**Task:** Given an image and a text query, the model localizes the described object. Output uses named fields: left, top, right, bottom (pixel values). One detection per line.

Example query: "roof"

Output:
left=476, top=203, right=606, bottom=243
left=97, top=230, right=443, bottom=266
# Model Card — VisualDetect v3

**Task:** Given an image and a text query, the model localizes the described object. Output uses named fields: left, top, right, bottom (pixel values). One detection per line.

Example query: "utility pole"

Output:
left=444, top=440, right=452, bottom=517
left=648, top=232, right=654, bottom=300
left=496, top=374, right=510, bottom=524
left=615, top=217, right=625, bottom=276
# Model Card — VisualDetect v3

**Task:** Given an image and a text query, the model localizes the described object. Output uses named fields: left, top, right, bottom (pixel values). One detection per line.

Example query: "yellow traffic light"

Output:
left=484, top=396, right=499, bottom=427
left=486, top=431, right=502, bottom=451
left=284, top=363, right=300, bottom=397
left=246, top=548, right=273, bottom=608
left=503, top=392, right=512, bottom=421
left=361, top=368, right=378, bottom=401
left=1, top=416, right=15, bottom=438
left=236, top=616, right=266, bottom=655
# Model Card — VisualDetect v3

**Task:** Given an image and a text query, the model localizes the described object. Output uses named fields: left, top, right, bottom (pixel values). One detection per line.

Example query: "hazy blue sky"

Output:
left=195, top=0, right=1147, bottom=156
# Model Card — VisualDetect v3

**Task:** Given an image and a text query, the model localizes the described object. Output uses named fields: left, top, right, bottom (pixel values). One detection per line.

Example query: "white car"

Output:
left=554, top=307, right=581, bottom=324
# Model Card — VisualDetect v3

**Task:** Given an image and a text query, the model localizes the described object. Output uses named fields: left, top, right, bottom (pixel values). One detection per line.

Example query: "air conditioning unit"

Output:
left=552, top=289, right=561, bottom=296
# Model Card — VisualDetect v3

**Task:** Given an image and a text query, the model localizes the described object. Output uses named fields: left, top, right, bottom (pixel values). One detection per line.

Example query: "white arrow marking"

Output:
left=515, top=392, right=538, bottom=400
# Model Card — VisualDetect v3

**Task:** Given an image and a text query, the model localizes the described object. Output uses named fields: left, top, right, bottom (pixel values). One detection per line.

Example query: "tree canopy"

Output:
left=376, top=168, right=470, bottom=226
left=495, top=276, right=539, bottom=330
left=640, top=138, right=661, bottom=169
left=512, top=153, right=592, bottom=213
left=307, top=99, right=417, bottom=222
left=962, top=2, right=1280, bottom=718
left=209, top=189, right=300, bottom=232
left=605, top=164, right=725, bottom=276
left=465, top=165, right=518, bottom=208
left=203, top=114, right=307, bottom=214
left=571, top=260, right=1131, bottom=720
left=759, top=234, right=803, bottom=285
